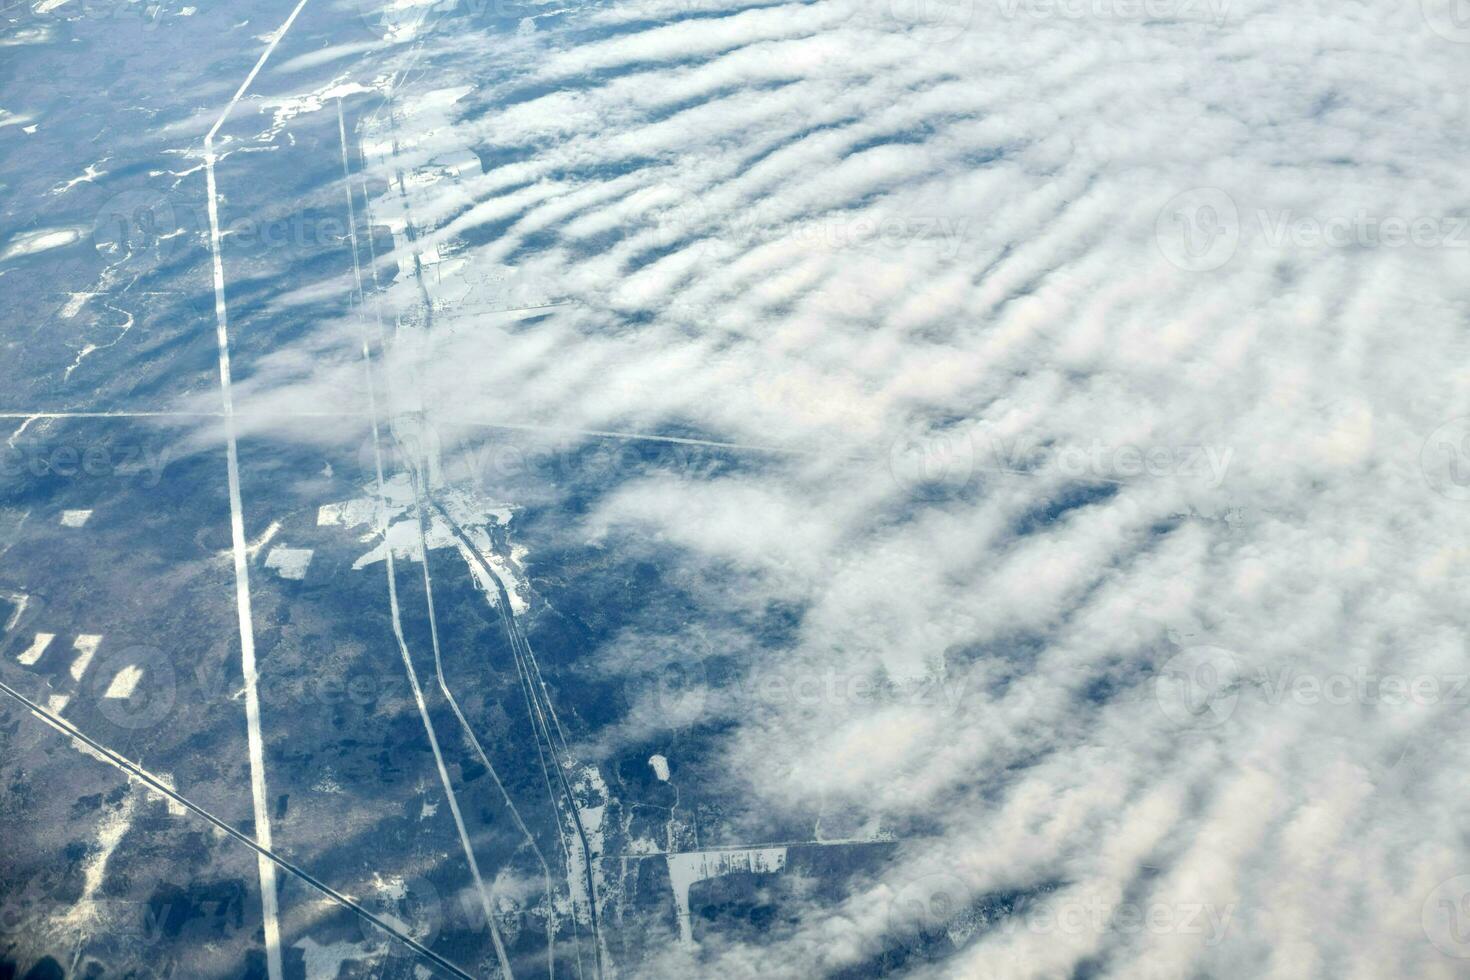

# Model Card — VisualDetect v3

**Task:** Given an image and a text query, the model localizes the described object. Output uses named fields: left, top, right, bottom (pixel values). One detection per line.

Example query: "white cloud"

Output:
left=209, top=0, right=1470, bottom=974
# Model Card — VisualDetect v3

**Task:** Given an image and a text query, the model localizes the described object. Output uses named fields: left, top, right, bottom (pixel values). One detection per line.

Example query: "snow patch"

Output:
left=59, top=788, right=138, bottom=931
left=318, top=498, right=376, bottom=527
left=325, top=478, right=529, bottom=614
left=60, top=292, right=92, bottom=318
left=1, top=591, right=28, bottom=633
left=2, top=226, right=84, bottom=260
left=313, top=769, right=344, bottom=794
left=666, top=847, right=788, bottom=944
left=259, top=80, right=375, bottom=142
left=294, top=937, right=378, bottom=979
left=265, top=546, right=313, bottom=580
left=50, top=161, right=109, bottom=197
left=17, top=632, right=53, bottom=666
left=103, top=664, right=143, bottom=699
left=70, top=634, right=102, bottom=680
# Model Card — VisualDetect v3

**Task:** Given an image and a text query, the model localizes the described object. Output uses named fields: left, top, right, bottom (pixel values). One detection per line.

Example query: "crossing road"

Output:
left=0, top=677, right=478, bottom=980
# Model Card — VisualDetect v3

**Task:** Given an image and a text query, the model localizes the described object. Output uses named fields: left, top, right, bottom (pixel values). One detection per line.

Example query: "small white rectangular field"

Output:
left=70, top=634, right=102, bottom=680
left=265, top=547, right=313, bottom=580
left=103, top=664, right=143, bottom=699
left=17, top=632, right=54, bottom=666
